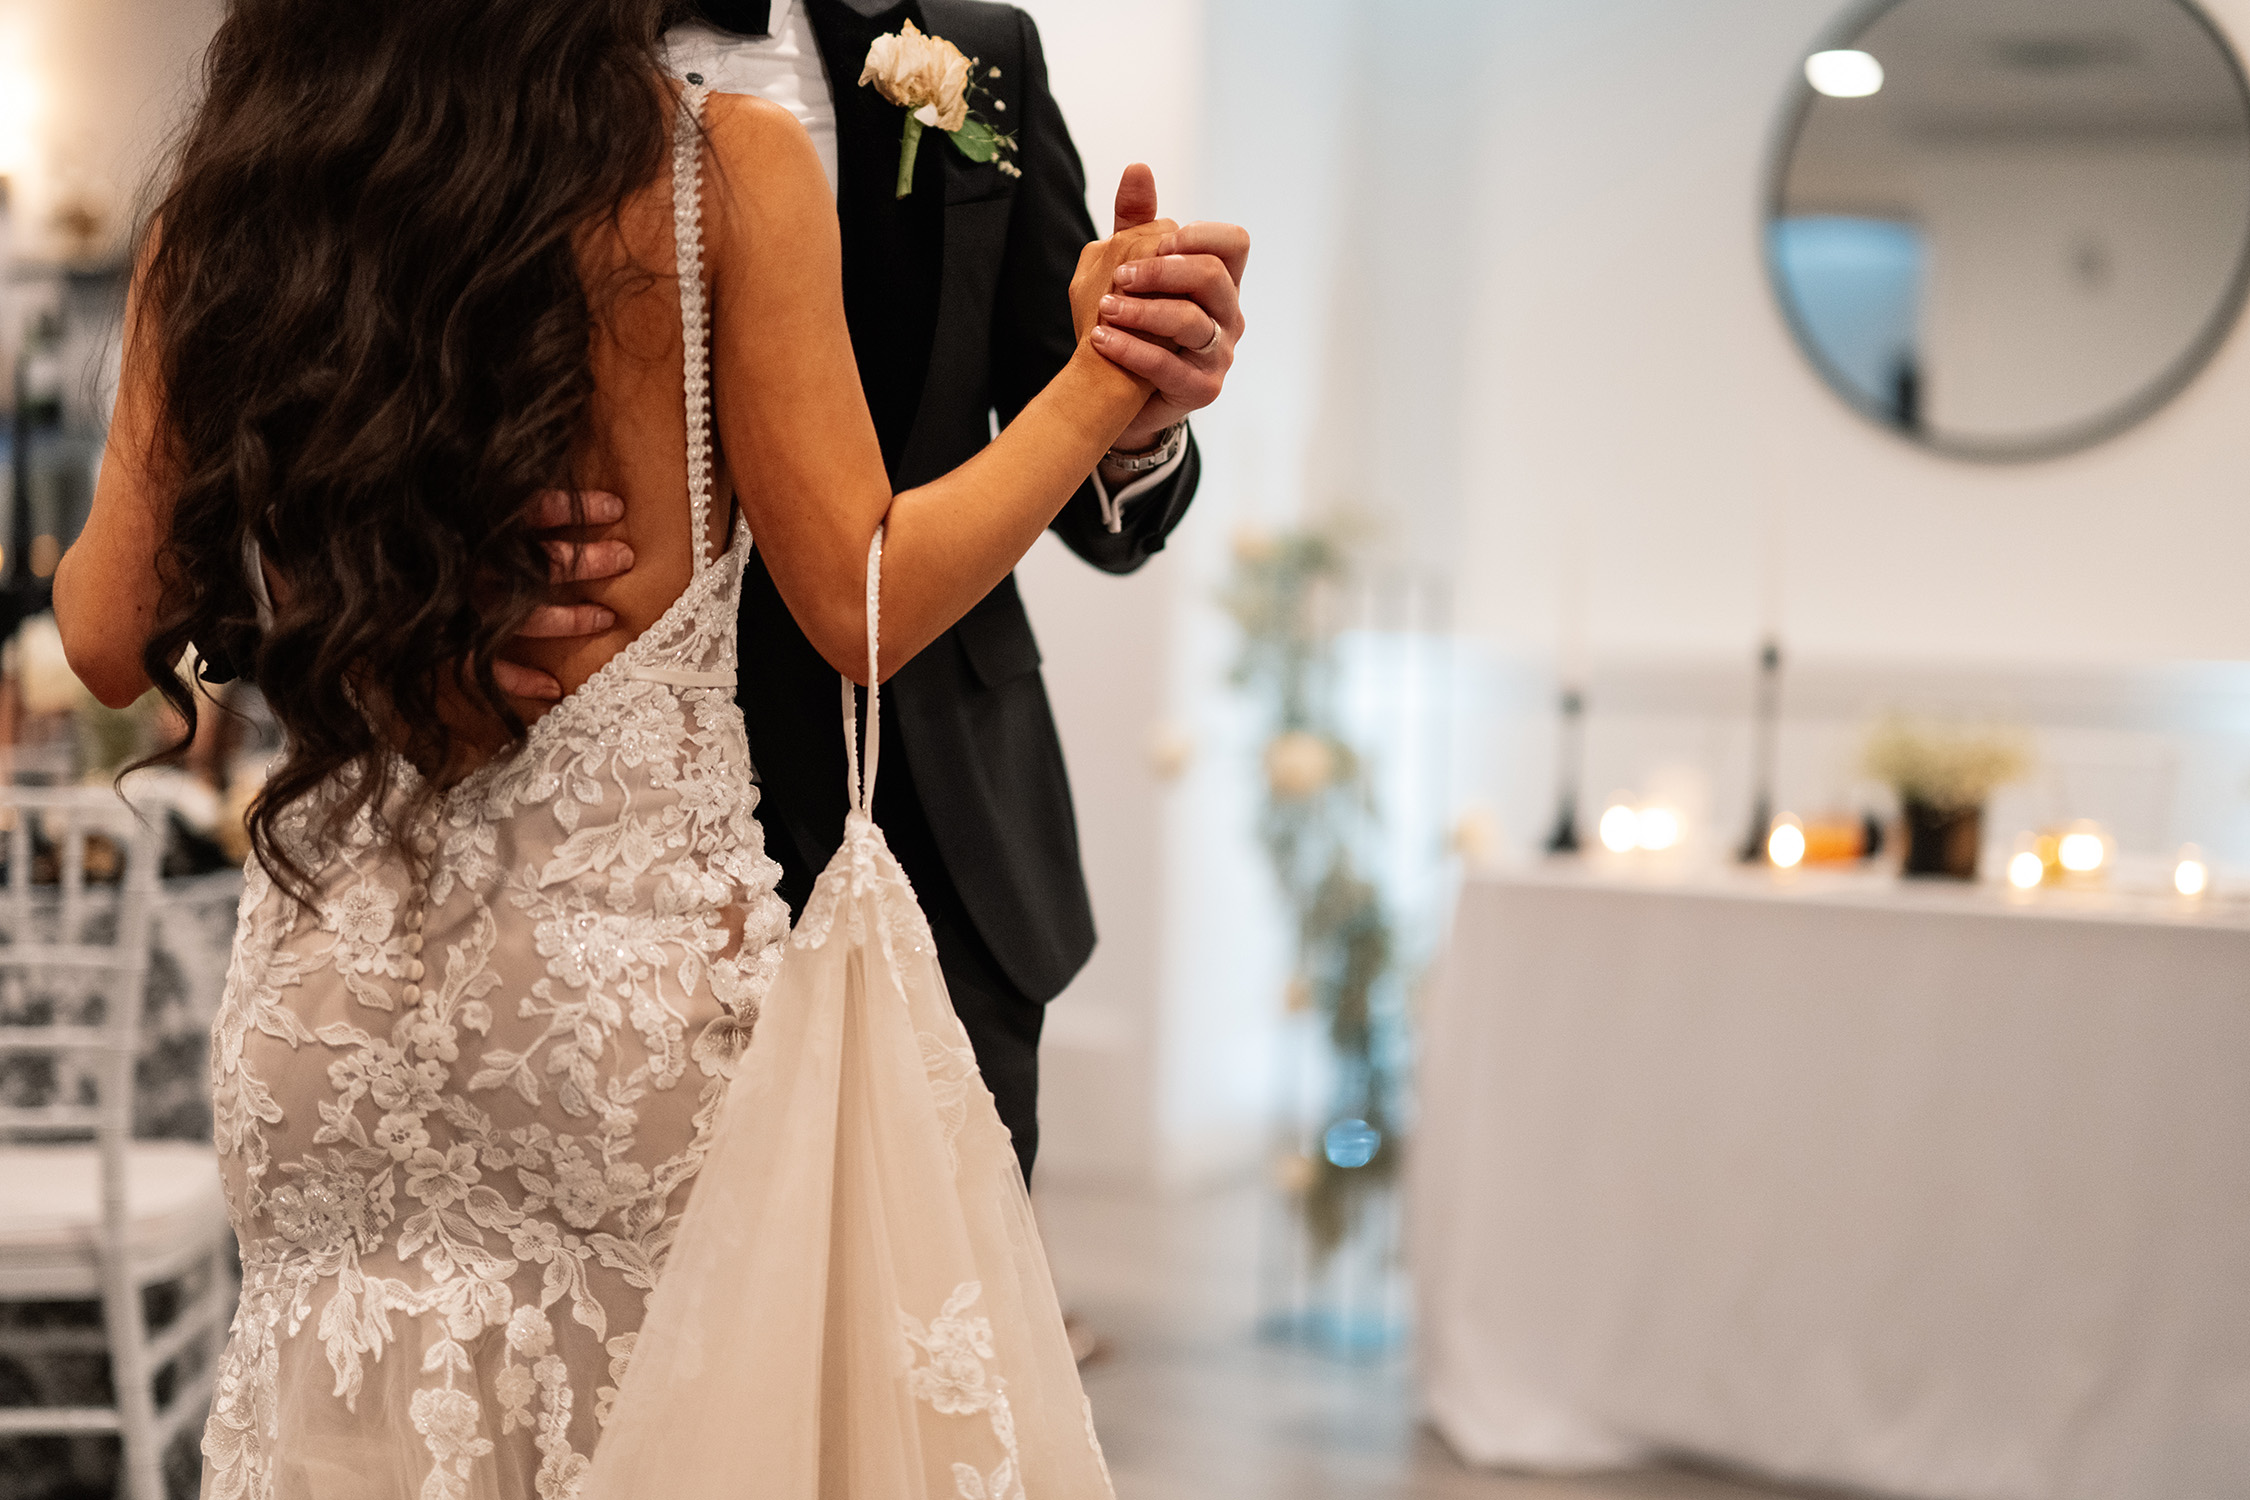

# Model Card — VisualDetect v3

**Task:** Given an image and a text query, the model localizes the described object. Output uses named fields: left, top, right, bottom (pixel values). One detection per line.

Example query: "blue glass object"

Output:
left=1323, top=1118, right=1381, bottom=1169
left=1770, top=215, right=1927, bottom=427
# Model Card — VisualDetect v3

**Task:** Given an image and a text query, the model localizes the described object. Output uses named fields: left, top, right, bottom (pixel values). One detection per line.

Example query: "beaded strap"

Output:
left=673, top=84, right=717, bottom=572
left=842, top=527, right=885, bottom=816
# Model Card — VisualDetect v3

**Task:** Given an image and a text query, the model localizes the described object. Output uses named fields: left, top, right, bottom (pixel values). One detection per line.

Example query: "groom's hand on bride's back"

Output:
left=491, top=489, right=632, bottom=702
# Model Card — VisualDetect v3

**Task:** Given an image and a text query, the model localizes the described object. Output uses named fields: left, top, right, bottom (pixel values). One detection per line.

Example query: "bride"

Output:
left=54, top=1, right=1167, bottom=1495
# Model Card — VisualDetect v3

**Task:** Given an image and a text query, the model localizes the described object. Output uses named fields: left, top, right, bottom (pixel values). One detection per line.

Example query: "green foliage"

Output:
left=946, top=60, right=1020, bottom=175
left=947, top=118, right=1002, bottom=162
left=1219, top=527, right=1346, bottom=731
left=1862, top=715, right=2031, bottom=813
left=1222, top=522, right=1408, bottom=1262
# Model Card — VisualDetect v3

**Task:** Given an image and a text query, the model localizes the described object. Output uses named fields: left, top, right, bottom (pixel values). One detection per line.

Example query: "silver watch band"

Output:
left=1105, top=422, right=1187, bottom=474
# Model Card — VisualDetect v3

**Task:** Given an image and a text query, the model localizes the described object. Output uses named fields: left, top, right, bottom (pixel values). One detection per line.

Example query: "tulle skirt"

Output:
left=584, top=813, right=1114, bottom=1499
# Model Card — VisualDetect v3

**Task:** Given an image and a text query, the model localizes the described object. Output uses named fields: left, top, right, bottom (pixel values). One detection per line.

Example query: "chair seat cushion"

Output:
left=0, top=1143, right=229, bottom=1278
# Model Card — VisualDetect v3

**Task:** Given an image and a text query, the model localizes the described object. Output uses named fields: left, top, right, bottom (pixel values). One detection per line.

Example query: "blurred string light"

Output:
left=1767, top=814, right=1806, bottom=870
left=1635, top=806, right=1680, bottom=852
left=1806, top=48, right=1885, bottom=98
left=2008, top=850, right=2046, bottom=890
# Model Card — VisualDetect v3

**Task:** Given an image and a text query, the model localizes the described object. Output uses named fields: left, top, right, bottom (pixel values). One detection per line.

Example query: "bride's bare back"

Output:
left=499, top=166, right=733, bottom=710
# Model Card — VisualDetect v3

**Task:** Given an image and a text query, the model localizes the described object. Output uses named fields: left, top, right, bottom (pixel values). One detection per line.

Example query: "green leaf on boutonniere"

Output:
left=947, top=119, right=999, bottom=163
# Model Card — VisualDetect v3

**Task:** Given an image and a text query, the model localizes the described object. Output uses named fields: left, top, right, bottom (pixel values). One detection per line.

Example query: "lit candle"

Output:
left=2175, top=845, right=2210, bottom=898
left=2057, top=821, right=2108, bottom=878
left=1768, top=815, right=1806, bottom=869
left=1599, top=798, right=1639, bottom=854
left=2006, top=830, right=2045, bottom=890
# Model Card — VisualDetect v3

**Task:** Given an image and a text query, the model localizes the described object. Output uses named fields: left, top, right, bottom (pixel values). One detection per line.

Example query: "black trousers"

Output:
left=866, top=727, right=1048, bottom=1185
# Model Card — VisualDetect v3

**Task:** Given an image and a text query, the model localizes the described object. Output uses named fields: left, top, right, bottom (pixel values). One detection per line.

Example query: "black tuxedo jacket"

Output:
left=738, top=0, right=1200, bottom=1004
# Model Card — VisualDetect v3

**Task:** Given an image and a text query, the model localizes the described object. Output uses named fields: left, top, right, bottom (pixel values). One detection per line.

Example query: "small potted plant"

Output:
left=1863, top=717, right=2030, bottom=880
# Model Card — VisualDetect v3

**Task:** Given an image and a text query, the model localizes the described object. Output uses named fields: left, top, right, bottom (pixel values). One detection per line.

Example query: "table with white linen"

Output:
left=1412, top=863, right=2250, bottom=1500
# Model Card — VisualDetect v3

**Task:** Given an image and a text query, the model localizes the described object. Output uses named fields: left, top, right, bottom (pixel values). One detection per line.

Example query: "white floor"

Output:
left=1036, top=1182, right=1828, bottom=1500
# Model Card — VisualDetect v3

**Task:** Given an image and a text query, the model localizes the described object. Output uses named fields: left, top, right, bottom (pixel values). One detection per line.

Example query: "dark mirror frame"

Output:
left=1764, top=0, right=2250, bottom=462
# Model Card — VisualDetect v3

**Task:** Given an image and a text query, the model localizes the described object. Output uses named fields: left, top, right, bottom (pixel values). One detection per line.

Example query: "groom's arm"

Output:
left=987, top=11, right=1202, bottom=577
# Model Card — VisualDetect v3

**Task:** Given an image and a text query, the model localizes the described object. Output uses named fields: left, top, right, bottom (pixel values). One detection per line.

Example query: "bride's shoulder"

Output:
left=703, top=91, right=822, bottom=179
left=698, top=91, right=837, bottom=271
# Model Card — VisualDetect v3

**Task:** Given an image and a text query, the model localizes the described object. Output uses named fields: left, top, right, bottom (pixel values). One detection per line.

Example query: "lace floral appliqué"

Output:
left=902, top=1282, right=1025, bottom=1500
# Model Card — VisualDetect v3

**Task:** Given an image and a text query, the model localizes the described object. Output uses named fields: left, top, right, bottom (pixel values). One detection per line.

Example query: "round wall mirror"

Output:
left=1768, top=0, right=2250, bottom=459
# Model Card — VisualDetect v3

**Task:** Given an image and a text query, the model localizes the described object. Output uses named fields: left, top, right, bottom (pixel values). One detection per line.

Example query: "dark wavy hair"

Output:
left=134, top=0, right=683, bottom=899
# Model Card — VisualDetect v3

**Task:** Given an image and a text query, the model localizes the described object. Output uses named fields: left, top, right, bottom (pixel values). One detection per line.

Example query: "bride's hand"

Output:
left=1070, top=200, right=1175, bottom=345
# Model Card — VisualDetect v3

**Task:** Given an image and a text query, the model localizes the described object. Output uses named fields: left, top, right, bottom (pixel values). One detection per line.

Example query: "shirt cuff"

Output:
left=1090, top=437, right=1189, bottom=534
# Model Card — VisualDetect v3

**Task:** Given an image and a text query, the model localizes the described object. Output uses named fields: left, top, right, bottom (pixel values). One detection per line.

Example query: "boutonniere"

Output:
left=858, top=21, right=1021, bottom=198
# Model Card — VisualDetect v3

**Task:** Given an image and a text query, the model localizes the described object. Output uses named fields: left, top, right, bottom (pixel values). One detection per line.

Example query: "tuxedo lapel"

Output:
left=803, top=0, right=1026, bottom=484
left=801, top=0, right=925, bottom=172
left=802, top=0, right=947, bottom=477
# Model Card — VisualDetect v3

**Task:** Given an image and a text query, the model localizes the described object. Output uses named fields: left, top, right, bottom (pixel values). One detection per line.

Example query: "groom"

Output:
left=528, top=0, right=1246, bottom=1182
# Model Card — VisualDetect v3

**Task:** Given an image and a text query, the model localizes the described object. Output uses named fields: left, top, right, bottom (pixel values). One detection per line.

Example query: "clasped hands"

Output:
left=1079, top=164, right=1249, bottom=472
left=500, top=166, right=1247, bottom=702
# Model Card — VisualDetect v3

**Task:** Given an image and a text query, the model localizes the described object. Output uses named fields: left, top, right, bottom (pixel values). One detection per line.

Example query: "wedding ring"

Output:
left=1191, top=318, right=1224, bottom=357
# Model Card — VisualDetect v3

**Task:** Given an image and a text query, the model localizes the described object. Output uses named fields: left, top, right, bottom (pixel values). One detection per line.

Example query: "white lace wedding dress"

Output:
left=583, top=550, right=1113, bottom=1500
left=200, top=86, right=1111, bottom=1500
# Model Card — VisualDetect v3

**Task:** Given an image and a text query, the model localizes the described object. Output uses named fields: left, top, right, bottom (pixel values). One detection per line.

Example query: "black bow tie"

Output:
left=695, top=0, right=773, bottom=37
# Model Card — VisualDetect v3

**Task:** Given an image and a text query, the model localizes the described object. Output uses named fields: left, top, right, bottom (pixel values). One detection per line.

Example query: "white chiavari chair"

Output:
left=0, top=787, right=233, bottom=1500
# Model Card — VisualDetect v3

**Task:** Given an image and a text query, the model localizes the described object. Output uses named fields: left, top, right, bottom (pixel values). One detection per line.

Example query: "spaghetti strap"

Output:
left=842, top=527, right=884, bottom=816
left=615, top=82, right=741, bottom=696
left=673, top=83, right=719, bottom=573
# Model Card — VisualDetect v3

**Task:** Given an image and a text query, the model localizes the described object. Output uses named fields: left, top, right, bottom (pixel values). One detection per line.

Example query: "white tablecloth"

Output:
left=1412, top=865, right=2250, bottom=1500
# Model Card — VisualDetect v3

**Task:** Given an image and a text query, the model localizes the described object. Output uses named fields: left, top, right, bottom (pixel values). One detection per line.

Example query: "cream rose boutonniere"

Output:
left=859, top=21, right=1021, bottom=198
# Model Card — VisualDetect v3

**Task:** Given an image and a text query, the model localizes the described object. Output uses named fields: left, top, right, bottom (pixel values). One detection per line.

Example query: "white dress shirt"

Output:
left=664, top=7, right=839, bottom=193
left=660, top=4, right=1184, bottom=531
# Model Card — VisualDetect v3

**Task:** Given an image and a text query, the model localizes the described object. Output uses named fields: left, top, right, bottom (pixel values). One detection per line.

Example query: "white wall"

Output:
left=1025, top=0, right=1379, bottom=1188
left=1063, top=0, right=2250, bottom=1192
left=1005, top=1, right=1215, bottom=1186
left=1413, top=0, right=2250, bottom=881
left=1463, top=0, right=2250, bottom=669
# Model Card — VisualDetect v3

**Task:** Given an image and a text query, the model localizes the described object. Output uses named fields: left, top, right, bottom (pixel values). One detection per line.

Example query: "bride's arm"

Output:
left=704, top=94, right=1156, bottom=684
left=56, top=268, right=174, bottom=709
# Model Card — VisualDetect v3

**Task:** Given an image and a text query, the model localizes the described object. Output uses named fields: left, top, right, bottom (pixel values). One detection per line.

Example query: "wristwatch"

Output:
left=1105, top=422, right=1187, bottom=475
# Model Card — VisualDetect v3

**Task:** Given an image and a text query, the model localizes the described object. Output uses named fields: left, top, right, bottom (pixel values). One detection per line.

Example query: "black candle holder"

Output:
left=1544, top=686, right=1586, bottom=855
left=1738, top=639, right=1782, bottom=864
